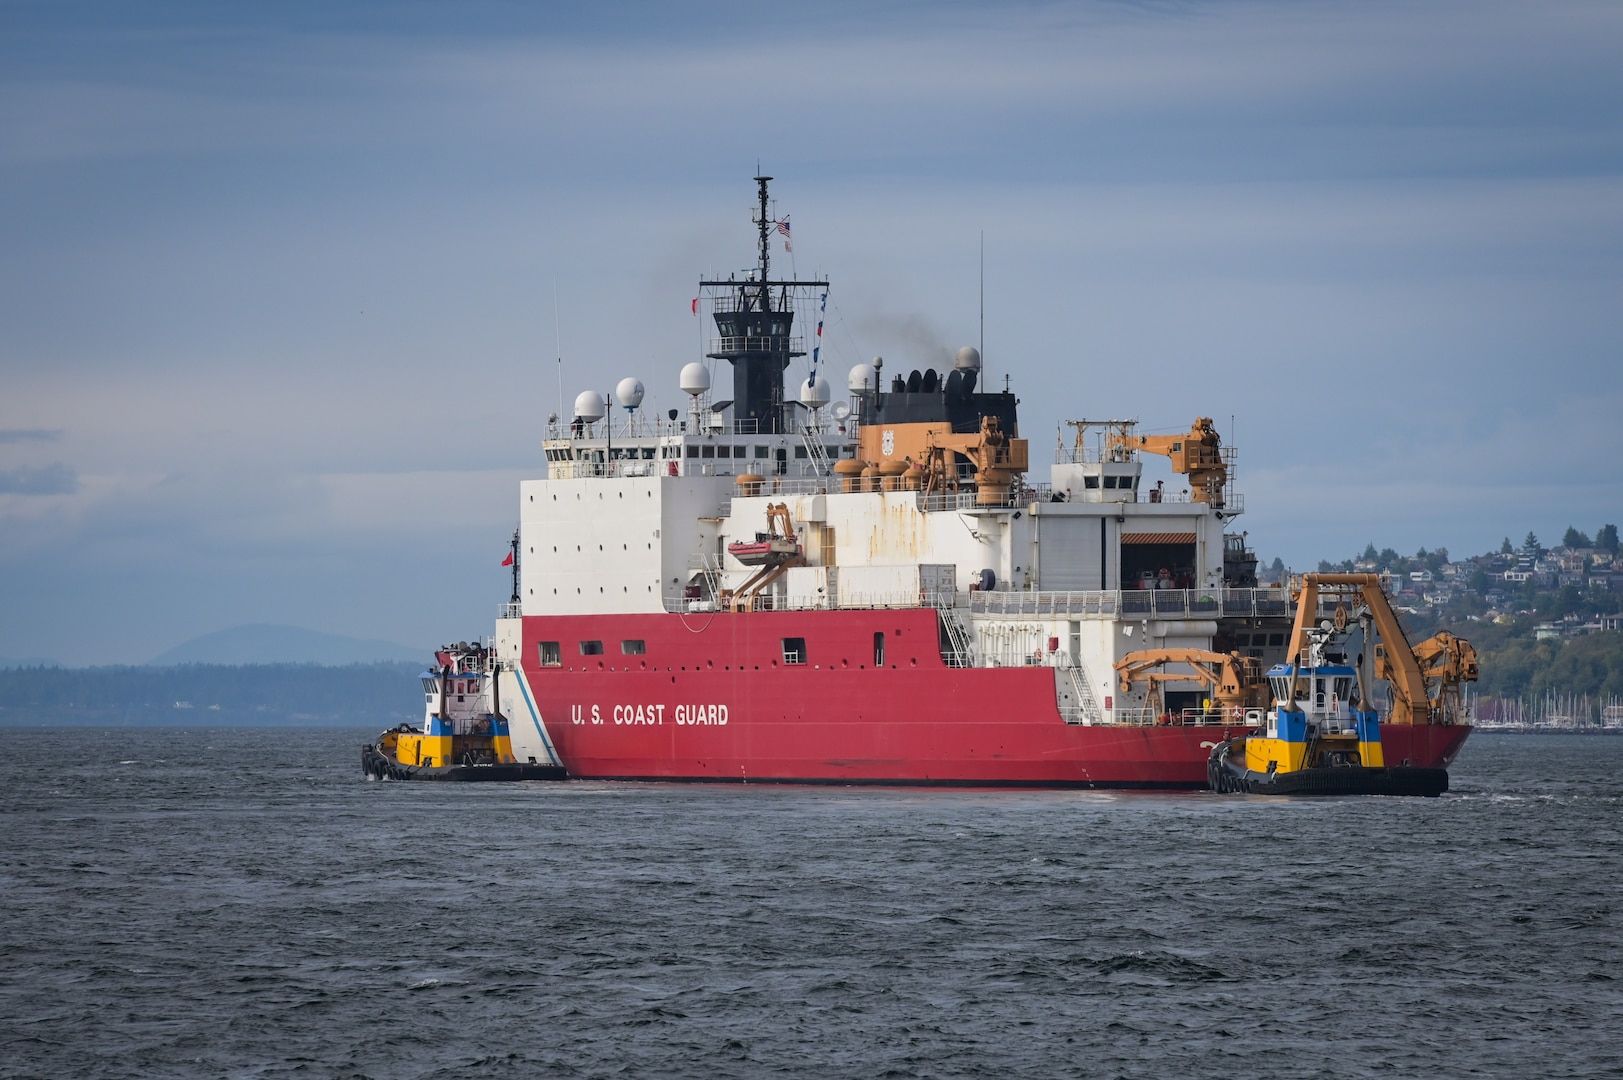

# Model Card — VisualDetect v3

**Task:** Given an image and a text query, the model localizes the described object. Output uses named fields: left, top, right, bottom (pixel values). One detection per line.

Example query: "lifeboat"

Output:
left=726, top=536, right=803, bottom=566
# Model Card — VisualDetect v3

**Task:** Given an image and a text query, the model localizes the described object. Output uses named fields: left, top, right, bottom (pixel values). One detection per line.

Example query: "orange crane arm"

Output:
left=1114, top=648, right=1262, bottom=709
left=1289, top=573, right=1434, bottom=725
left=1105, top=417, right=1228, bottom=505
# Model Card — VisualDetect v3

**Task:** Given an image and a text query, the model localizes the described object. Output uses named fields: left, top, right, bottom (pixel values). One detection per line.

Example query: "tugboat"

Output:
left=1207, top=574, right=1461, bottom=797
left=362, top=639, right=569, bottom=781
left=362, top=535, right=569, bottom=781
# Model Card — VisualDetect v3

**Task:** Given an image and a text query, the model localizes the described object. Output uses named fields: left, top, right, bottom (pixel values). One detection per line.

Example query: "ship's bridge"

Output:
left=542, top=412, right=857, bottom=482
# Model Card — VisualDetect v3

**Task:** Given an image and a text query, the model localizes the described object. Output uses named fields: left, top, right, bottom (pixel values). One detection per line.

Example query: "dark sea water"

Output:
left=2, top=728, right=1619, bottom=1079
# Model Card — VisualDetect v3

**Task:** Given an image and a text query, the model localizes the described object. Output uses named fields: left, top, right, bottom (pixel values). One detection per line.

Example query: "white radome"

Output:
left=799, top=375, right=832, bottom=408
left=847, top=363, right=877, bottom=392
left=615, top=377, right=645, bottom=410
left=679, top=362, right=711, bottom=397
left=573, top=390, right=606, bottom=422
left=954, top=346, right=982, bottom=371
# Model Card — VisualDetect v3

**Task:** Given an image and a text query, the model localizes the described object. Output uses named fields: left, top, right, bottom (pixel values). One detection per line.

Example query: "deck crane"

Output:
left=1289, top=573, right=1476, bottom=726
left=1106, top=416, right=1228, bottom=507
left=1408, top=630, right=1480, bottom=726
left=1113, top=648, right=1267, bottom=721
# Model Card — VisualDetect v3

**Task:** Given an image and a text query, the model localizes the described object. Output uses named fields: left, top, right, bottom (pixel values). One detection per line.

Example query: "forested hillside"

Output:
left=0, top=662, right=422, bottom=726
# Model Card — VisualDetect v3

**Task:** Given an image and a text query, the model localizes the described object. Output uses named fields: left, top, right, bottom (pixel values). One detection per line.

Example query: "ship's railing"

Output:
left=664, top=585, right=1295, bottom=619
left=708, top=335, right=807, bottom=354
left=498, top=602, right=522, bottom=620
left=662, top=590, right=928, bottom=614
left=1104, top=706, right=1263, bottom=728
left=967, top=587, right=1290, bottom=619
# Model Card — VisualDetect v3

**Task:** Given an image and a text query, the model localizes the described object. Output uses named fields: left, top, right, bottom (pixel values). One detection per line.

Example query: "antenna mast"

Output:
left=754, top=175, right=772, bottom=305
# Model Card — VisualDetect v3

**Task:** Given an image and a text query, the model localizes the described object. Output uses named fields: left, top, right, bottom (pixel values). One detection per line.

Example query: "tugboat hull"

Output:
left=361, top=743, right=567, bottom=782
left=1207, top=738, right=1448, bottom=797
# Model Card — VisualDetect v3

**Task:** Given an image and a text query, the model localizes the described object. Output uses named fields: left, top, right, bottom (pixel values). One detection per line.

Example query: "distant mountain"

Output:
left=148, top=624, right=422, bottom=667
left=0, top=655, right=59, bottom=669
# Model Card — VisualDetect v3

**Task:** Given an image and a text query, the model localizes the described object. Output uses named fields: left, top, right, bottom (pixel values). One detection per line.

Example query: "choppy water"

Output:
left=2, top=728, right=1619, bottom=1079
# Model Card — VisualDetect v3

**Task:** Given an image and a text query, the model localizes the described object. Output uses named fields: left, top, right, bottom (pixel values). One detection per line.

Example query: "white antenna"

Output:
left=979, top=230, right=985, bottom=385
left=554, top=277, right=564, bottom=426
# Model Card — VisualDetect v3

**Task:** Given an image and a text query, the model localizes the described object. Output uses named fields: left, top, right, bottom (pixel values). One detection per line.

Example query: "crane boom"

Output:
left=1288, top=573, right=1459, bottom=726
left=1113, top=648, right=1264, bottom=715
left=1105, top=417, right=1228, bottom=506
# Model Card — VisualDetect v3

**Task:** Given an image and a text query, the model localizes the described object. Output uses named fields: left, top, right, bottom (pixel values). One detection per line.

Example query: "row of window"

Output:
left=540, top=640, right=646, bottom=664
left=540, top=634, right=896, bottom=668
left=543, top=444, right=855, bottom=465
left=686, top=445, right=848, bottom=460
left=1082, top=474, right=1138, bottom=489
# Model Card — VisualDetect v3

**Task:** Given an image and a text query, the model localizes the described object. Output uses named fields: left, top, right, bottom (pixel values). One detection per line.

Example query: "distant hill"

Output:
left=148, top=624, right=422, bottom=666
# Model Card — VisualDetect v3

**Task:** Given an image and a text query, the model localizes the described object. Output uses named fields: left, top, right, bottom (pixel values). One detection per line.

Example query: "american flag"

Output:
left=775, top=216, right=792, bottom=253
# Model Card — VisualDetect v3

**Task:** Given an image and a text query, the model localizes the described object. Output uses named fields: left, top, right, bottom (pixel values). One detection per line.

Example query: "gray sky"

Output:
left=3, top=0, right=1620, bottom=664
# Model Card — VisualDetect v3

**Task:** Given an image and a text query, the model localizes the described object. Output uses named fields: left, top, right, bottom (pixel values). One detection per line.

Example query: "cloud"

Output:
left=0, top=463, right=77, bottom=495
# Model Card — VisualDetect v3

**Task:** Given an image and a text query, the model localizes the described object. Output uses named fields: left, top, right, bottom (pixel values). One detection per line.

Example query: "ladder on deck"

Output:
left=802, top=428, right=831, bottom=478
left=1059, top=659, right=1107, bottom=726
left=691, top=551, right=724, bottom=605
left=931, top=595, right=975, bottom=667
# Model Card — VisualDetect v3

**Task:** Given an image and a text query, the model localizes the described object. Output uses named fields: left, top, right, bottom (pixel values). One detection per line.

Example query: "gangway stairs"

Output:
left=688, top=551, right=725, bottom=607
left=802, top=427, right=832, bottom=478
left=931, top=594, right=975, bottom=667
left=1057, top=658, right=1107, bottom=726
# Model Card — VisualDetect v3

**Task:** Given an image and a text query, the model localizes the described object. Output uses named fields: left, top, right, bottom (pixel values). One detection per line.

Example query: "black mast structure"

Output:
left=699, top=176, right=829, bottom=435
left=508, top=528, right=520, bottom=604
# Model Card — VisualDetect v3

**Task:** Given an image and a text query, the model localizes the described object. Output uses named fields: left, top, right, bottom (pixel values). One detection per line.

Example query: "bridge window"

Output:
left=754, top=445, right=769, bottom=458
left=701, top=446, right=715, bottom=459
left=782, top=637, right=807, bottom=665
left=686, top=446, right=699, bottom=458
left=579, top=640, right=604, bottom=656
left=539, top=642, right=561, bottom=666
left=1083, top=475, right=1100, bottom=489
left=621, top=639, right=646, bottom=655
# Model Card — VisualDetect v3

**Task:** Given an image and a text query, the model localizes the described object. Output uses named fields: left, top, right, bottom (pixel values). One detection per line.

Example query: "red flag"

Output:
left=690, top=297, right=699, bottom=315
left=500, top=551, right=514, bottom=567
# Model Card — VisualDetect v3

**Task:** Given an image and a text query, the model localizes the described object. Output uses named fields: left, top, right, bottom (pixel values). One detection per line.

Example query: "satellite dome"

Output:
left=799, top=375, right=831, bottom=408
left=573, top=390, right=606, bottom=422
left=954, top=346, right=982, bottom=371
left=679, top=362, right=711, bottom=397
left=615, top=377, right=645, bottom=410
left=847, top=363, right=877, bottom=392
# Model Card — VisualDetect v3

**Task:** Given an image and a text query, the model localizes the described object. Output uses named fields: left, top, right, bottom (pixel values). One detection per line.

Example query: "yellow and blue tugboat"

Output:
left=361, top=640, right=568, bottom=782
left=1207, top=574, right=1463, bottom=797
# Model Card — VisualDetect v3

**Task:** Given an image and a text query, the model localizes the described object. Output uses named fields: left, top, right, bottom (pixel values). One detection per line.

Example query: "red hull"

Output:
left=516, top=610, right=1471, bottom=788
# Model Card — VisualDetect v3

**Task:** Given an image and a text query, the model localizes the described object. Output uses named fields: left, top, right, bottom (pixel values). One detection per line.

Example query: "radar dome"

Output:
left=573, top=390, right=606, bottom=422
left=954, top=346, right=982, bottom=371
left=679, top=362, right=711, bottom=397
left=615, top=377, right=645, bottom=410
left=847, top=363, right=877, bottom=392
left=799, top=375, right=831, bottom=408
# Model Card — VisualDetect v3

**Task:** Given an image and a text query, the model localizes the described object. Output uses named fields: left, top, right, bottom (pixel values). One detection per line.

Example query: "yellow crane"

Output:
left=1106, top=417, right=1228, bottom=506
left=1113, top=648, right=1266, bottom=721
left=1288, top=573, right=1477, bottom=726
